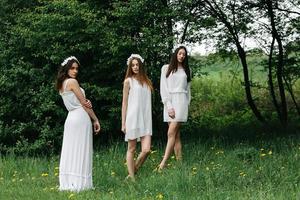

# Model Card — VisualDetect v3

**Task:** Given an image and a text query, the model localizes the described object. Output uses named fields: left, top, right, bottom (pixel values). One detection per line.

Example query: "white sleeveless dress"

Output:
left=125, top=78, right=152, bottom=141
left=59, top=79, right=93, bottom=192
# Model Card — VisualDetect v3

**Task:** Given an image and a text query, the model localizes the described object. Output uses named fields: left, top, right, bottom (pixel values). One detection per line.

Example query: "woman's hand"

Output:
left=121, top=124, right=126, bottom=134
left=168, top=108, right=175, bottom=119
left=84, top=99, right=92, bottom=109
left=93, top=120, right=101, bottom=134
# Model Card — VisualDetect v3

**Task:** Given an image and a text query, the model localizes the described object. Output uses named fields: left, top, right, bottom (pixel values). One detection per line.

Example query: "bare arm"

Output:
left=67, top=79, right=100, bottom=134
left=121, top=79, right=130, bottom=133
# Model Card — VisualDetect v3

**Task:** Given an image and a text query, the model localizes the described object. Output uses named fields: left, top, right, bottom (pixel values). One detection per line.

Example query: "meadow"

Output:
left=1, top=135, right=300, bottom=200
left=1, top=53, right=300, bottom=200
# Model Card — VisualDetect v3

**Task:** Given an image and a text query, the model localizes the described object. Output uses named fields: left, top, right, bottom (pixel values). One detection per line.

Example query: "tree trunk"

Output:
left=266, top=0, right=288, bottom=127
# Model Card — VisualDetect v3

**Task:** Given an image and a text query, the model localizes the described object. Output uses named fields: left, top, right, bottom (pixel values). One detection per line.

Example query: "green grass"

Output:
left=1, top=136, right=300, bottom=200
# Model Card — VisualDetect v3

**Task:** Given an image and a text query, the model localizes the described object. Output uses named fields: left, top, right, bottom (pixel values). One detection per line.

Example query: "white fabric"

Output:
left=125, top=78, right=152, bottom=141
left=160, top=64, right=191, bottom=122
left=59, top=79, right=93, bottom=192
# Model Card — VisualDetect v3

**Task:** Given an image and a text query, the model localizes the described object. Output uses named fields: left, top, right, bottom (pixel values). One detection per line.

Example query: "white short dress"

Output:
left=59, top=79, right=93, bottom=192
left=160, top=64, right=191, bottom=122
left=125, top=78, right=152, bottom=141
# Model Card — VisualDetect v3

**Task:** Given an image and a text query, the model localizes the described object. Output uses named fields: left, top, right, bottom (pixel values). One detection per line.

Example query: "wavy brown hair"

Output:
left=124, top=57, right=153, bottom=91
left=166, top=46, right=191, bottom=82
left=55, top=59, right=80, bottom=91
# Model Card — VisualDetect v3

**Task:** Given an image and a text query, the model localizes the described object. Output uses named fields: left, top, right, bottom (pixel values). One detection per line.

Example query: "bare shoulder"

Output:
left=68, top=78, right=79, bottom=85
left=123, top=78, right=130, bottom=87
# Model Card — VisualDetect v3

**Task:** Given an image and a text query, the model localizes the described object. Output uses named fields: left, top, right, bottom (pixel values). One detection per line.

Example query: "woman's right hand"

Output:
left=121, top=124, right=126, bottom=134
left=168, top=108, right=175, bottom=119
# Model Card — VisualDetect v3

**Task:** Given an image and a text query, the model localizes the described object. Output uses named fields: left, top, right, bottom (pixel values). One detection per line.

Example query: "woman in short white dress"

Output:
left=121, top=54, right=153, bottom=181
left=159, top=46, right=191, bottom=169
left=56, top=56, right=101, bottom=191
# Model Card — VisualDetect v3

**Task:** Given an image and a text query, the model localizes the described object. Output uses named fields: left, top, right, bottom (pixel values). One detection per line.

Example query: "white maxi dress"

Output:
left=59, top=79, right=93, bottom=192
left=125, top=78, right=152, bottom=141
left=160, top=64, right=191, bottom=122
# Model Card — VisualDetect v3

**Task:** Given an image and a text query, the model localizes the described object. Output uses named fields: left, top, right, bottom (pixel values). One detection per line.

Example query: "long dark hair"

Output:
left=55, top=58, right=80, bottom=91
left=124, top=57, right=153, bottom=91
left=166, top=46, right=191, bottom=82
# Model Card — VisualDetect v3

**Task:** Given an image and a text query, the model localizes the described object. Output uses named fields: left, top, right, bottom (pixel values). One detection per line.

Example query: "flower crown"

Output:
left=126, top=54, right=144, bottom=66
left=61, top=56, right=79, bottom=66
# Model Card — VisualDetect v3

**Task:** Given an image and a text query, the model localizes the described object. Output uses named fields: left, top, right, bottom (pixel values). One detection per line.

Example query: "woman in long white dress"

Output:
left=55, top=56, right=100, bottom=191
left=159, top=46, right=191, bottom=170
left=121, top=54, right=153, bottom=181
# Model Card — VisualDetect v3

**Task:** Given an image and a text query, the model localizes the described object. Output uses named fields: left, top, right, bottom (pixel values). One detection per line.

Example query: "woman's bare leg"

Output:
left=174, top=131, right=182, bottom=161
left=126, top=139, right=137, bottom=180
left=135, top=135, right=151, bottom=173
left=159, top=122, right=180, bottom=169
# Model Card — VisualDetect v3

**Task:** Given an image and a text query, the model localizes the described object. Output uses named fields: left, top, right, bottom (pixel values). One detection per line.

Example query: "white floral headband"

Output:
left=126, top=54, right=144, bottom=66
left=61, top=56, right=79, bottom=66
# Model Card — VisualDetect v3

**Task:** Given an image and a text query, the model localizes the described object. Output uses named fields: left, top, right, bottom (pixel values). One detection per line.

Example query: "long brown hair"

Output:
left=166, top=46, right=191, bottom=82
left=124, top=57, right=153, bottom=91
left=55, top=59, right=80, bottom=91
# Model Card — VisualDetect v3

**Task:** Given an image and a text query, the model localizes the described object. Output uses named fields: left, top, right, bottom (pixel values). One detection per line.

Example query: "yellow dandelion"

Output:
left=41, top=173, right=49, bottom=177
left=268, top=150, right=272, bottom=155
left=68, top=193, right=75, bottom=199
left=156, top=193, right=164, bottom=199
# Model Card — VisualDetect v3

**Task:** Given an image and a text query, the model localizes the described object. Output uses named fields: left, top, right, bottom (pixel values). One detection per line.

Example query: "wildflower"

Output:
left=41, top=173, right=49, bottom=177
left=55, top=173, right=59, bottom=176
left=111, top=171, right=116, bottom=176
left=260, top=153, right=266, bottom=157
left=171, top=156, right=175, bottom=159
left=192, top=167, right=197, bottom=171
left=150, top=150, right=157, bottom=154
left=50, top=187, right=55, bottom=191
left=239, top=172, right=246, bottom=177
left=54, top=167, right=59, bottom=170
left=68, top=193, right=75, bottom=199
left=156, top=193, right=164, bottom=199
left=268, top=150, right=272, bottom=155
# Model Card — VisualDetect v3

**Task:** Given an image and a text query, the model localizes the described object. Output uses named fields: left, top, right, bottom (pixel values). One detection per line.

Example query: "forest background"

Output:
left=0, top=0, right=299, bottom=155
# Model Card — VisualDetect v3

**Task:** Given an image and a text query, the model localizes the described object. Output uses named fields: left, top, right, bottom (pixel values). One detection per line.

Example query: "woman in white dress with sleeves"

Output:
left=159, top=46, right=191, bottom=170
left=121, top=54, right=153, bottom=181
left=56, top=56, right=101, bottom=191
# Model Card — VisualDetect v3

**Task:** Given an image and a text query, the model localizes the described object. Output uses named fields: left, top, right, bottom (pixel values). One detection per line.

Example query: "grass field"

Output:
left=1, top=135, right=300, bottom=200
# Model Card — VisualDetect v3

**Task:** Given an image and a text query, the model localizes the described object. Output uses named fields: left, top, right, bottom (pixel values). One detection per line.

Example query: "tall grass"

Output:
left=1, top=136, right=300, bottom=199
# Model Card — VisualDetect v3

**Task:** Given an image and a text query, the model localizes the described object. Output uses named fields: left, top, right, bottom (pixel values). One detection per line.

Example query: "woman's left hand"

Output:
left=84, top=99, right=93, bottom=109
left=93, top=120, right=101, bottom=134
